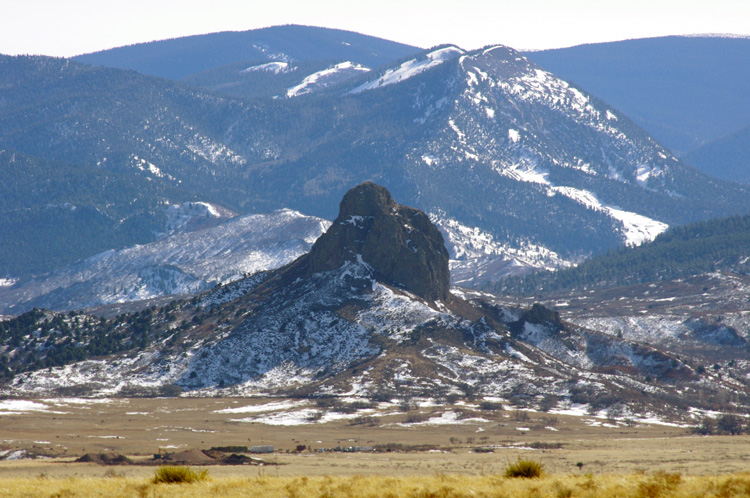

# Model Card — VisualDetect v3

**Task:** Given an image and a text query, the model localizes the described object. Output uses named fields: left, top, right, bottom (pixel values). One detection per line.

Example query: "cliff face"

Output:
left=308, top=182, right=450, bottom=301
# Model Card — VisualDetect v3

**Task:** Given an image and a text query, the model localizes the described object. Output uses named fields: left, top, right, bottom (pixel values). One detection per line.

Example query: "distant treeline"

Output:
left=495, top=214, right=750, bottom=295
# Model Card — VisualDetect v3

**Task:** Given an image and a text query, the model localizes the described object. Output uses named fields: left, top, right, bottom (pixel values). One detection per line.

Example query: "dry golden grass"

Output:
left=3, top=472, right=750, bottom=497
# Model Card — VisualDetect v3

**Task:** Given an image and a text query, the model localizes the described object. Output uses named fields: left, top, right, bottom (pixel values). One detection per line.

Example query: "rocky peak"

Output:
left=308, top=182, right=450, bottom=301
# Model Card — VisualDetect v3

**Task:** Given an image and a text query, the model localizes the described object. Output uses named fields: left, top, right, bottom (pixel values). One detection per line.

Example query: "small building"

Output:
left=249, top=445, right=274, bottom=454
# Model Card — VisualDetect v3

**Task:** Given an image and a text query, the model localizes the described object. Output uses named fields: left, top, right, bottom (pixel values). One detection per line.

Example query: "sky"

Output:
left=2, top=0, right=749, bottom=57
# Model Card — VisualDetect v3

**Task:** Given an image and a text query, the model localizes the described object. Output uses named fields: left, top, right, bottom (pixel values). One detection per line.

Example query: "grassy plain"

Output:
left=1, top=397, right=750, bottom=496
left=4, top=472, right=750, bottom=497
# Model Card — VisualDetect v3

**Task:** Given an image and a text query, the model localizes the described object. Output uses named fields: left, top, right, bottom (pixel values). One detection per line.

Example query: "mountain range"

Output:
left=5, top=183, right=745, bottom=424
left=3, top=28, right=750, bottom=312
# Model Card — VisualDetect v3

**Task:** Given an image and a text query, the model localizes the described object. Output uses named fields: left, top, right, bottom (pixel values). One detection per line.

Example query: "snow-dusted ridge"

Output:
left=350, top=46, right=464, bottom=93
left=242, top=61, right=292, bottom=74
left=287, top=61, right=370, bottom=97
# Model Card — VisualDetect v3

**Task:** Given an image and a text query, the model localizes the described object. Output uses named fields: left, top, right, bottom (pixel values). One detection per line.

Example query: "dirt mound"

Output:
left=75, top=452, right=132, bottom=465
left=163, top=449, right=216, bottom=464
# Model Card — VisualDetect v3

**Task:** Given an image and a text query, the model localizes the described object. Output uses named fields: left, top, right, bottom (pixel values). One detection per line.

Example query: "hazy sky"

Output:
left=2, top=0, right=749, bottom=57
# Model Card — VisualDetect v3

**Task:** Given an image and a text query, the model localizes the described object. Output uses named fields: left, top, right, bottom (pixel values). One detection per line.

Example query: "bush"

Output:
left=153, top=465, right=209, bottom=484
left=349, top=415, right=379, bottom=426
left=404, top=412, right=430, bottom=424
left=209, top=446, right=248, bottom=453
left=479, top=401, right=503, bottom=411
left=717, top=414, right=745, bottom=435
left=636, top=471, right=682, bottom=498
left=691, top=416, right=716, bottom=435
left=505, top=458, right=543, bottom=478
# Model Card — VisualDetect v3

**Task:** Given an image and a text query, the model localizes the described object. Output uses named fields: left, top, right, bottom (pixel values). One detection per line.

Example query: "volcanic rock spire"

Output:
left=307, top=182, right=450, bottom=301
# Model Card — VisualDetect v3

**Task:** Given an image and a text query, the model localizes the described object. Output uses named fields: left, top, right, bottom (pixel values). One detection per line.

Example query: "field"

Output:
left=5, top=472, right=750, bottom=498
left=1, top=397, right=750, bottom=496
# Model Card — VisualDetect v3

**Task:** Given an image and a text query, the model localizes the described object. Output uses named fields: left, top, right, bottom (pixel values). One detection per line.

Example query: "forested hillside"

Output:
left=496, top=215, right=750, bottom=294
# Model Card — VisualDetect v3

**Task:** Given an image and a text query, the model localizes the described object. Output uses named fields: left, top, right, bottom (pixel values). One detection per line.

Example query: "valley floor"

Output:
left=1, top=397, right=749, bottom=479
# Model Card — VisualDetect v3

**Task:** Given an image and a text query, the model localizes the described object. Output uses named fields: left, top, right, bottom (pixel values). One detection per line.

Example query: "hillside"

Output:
left=0, top=209, right=330, bottom=315
left=684, top=124, right=750, bottom=184
left=0, top=149, right=183, bottom=278
left=526, top=36, right=750, bottom=157
left=496, top=215, right=750, bottom=295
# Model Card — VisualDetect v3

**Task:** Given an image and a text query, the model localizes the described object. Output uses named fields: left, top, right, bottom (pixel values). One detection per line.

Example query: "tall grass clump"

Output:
left=152, top=465, right=209, bottom=484
left=504, top=458, right=544, bottom=478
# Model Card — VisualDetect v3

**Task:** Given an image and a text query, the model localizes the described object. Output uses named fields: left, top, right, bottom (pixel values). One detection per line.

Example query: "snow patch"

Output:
left=287, top=61, right=370, bottom=97
left=242, top=61, right=291, bottom=74
left=549, top=186, right=667, bottom=246
left=0, top=278, right=17, bottom=288
left=214, top=400, right=307, bottom=414
left=131, top=155, right=175, bottom=181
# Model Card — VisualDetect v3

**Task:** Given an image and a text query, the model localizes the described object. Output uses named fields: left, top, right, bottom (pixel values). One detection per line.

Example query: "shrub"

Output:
left=636, top=471, right=682, bottom=498
left=404, top=412, right=429, bottom=424
left=691, top=416, right=716, bottom=435
left=479, top=401, right=503, bottom=411
left=717, top=414, right=745, bottom=435
left=538, top=395, right=559, bottom=412
left=505, top=458, right=543, bottom=478
left=152, top=465, right=209, bottom=484
left=349, top=415, right=379, bottom=426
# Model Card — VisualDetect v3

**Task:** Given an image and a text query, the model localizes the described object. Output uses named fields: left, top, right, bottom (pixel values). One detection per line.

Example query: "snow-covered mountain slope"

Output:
left=350, top=46, right=463, bottom=93
left=526, top=36, right=750, bottom=156
left=0, top=209, right=330, bottom=314
left=403, top=44, right=682, bottom=250
left=161, top=201, right=235, bottom=234
left=287, top=61, right=370, bottom=97
left=6, top=183, right=735, bottom=423
left=432, top=215, right=572, bottom=287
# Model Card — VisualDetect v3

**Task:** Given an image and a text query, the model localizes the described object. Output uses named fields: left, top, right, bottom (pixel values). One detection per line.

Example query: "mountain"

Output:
left=496, top=214, right=750, bottom=295
left=684, top=124, right=750, bottom=184
left=4, top=39, right=750, bottom=290
left=526, top=36, right=750, bottom=157
left=72, top=24, right=420, bottom=81
left=0, top=208, right=330, bottom=315
left=3, top=183, right=733, bottom=422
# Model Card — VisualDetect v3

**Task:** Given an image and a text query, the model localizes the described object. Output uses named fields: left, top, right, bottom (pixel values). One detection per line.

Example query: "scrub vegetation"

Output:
left=3, top=472, right=750, bottom=497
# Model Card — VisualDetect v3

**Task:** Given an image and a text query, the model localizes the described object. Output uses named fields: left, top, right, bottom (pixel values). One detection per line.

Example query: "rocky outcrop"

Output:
left=308, top=182, right=450, bottom=301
